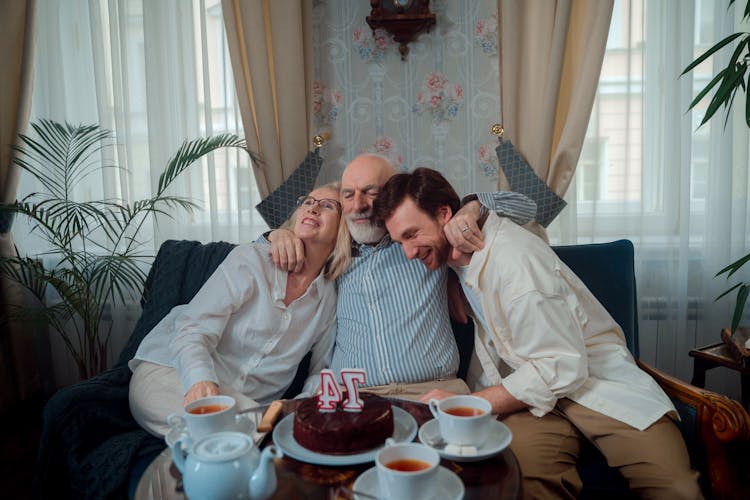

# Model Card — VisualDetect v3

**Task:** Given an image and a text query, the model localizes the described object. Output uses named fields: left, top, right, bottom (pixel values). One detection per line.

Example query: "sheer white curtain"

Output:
left=27, top=0, right=268, bottom=245
left=21, top=0, right=267, bottom=383
left=548, top=0, right=750, bottom=398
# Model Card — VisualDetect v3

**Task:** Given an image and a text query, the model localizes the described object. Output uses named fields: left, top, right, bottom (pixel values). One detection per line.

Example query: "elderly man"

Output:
left=268, top=154, right=535, bottom=398
left=371, top=167, right=701, bottom=499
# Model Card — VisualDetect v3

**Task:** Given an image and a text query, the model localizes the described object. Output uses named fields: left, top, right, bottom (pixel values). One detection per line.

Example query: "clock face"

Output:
left=392, top=0, right=414, bottom=9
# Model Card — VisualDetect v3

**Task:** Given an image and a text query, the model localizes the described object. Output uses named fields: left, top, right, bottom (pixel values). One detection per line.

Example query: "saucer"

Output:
left=352, top=465, right=464, bottom=500
left=165, top=412, right=257, bottom=448
left=272, top=406, right=417, bottom=466
left=418, top=418, right=512, bottom=462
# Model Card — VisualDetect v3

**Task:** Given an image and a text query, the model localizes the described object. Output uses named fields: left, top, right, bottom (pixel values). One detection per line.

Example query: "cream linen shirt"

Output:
left=129, top=243, right=337, bottom=403
left=457, top=214, right=677, bottom=430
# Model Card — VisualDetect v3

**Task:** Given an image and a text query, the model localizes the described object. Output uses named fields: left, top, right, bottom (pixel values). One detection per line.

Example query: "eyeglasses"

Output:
left=296, top=195, right=342, bottom=213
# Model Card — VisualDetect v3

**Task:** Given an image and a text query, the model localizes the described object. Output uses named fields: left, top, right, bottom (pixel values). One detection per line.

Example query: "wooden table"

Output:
left=689, top=342, right=750, bottom=409
left=135, top=398, right=522, bottom=499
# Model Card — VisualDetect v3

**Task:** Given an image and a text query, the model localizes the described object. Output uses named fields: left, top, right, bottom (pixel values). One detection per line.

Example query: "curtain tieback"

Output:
left=492, top=124, right=567, bottom=227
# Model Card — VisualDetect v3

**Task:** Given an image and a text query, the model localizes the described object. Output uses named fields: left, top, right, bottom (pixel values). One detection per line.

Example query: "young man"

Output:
left=267, top=154, right=536, bottom=398
left=372, top=167, right=701, bottom=499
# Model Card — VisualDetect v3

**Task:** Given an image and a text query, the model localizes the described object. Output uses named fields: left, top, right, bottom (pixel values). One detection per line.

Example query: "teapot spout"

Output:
left=249, top=445, right=283, bottom=500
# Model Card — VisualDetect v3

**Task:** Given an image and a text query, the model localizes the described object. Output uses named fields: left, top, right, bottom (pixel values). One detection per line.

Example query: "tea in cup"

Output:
left=167, top=395, right=238, bottom=440
left=428, top=395, right=493, bottom=447
left=376, top=439, right=439, bottom=499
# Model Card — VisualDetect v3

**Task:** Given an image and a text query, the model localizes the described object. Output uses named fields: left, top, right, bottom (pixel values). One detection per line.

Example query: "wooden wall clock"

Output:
left=366, top=0, right=436, bottom=60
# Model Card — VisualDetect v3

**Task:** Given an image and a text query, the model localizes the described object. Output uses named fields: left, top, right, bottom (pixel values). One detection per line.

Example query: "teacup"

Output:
left=167, top=395, right=238, bottom=440
left=428, top=395, right=493, bottom=447
left=376, top=438, right=439, bottom=500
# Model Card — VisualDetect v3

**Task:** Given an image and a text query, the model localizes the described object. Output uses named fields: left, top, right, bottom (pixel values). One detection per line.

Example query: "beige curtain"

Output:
left=0, top=0, right=37, bottom=410
left=222, top=0, right=315, bottom=198
left=498, top=0, right=613, bottom=238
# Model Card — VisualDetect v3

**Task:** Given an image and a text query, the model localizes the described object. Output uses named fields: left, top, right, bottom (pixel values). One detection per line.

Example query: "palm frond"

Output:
left=687, top=1, right=750, bottom=334
left=1, top=301, right=75, bottom=327
left=149, top=196, right=201, bottom=216
left=688, top=69, right=726, bottom=111
left=0, top=256, right=48, bottom=301
left=89, top=254, right=149, bottom=306
left=156, top=134, right=257, bottom=195
left=715, top=251, right=750, bottom=278
left=715, top=281, right=745, bottom=301
left=12, top=121, right=113, bottom=201
left=731, top=284, right=750, bottom=333
left=8, top=119, right=259, bottom=378
left=681, top=32, right=744, bottom=76
left=701, top=65, right=747, bottom=127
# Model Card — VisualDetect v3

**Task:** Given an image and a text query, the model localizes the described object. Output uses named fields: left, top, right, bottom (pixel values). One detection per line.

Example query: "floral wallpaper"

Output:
left=312, top=0, right=501, bottom=196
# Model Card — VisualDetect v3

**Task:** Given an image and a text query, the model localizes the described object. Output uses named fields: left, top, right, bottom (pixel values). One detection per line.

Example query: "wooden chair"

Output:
left=553, top=239, right=750, bottom=499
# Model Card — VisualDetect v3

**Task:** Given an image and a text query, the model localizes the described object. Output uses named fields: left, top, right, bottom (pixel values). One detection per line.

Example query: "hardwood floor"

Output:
left=0, top=396, right=44, bottom=500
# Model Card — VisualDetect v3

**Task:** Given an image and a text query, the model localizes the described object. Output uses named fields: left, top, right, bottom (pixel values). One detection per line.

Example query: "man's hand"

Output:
left=419, top=388, right=458, bottom=404
left=183, top=380, right=220, bottom=407
left=444, top=200, right=485, bottom=254
left=268, top=228, right=306, bottom=273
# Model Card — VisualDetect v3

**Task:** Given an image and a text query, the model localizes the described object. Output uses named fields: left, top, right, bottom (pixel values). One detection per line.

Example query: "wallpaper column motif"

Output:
left=313, top=0, right=500, bottom=197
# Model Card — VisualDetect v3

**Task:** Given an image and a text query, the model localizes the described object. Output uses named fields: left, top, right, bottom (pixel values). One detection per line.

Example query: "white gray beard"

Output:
left=346, top=217, right=386, bottom=244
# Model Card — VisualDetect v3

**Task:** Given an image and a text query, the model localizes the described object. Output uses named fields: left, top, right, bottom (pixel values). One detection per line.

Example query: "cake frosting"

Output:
left=293, top=393, right=394, bottom=454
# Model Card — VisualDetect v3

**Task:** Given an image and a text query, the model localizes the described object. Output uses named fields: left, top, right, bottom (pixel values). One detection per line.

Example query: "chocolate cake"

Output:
left=293, top=393, right=394, bottom=454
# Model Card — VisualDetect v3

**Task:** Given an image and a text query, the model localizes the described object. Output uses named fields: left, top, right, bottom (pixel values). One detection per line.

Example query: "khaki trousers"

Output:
left=504, top=398, right=702, bottom=500
left=361, top=378, right=471, bottom=401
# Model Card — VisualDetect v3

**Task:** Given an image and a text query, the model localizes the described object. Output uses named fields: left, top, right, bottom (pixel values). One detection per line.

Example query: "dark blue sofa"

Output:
left=34, top=239, right=750, bottom=499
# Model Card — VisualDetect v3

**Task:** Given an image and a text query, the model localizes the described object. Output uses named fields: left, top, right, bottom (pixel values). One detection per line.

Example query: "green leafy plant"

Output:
left=0, top=119, right=257, bottom=379
left=681, top=0, right=750, bottom=334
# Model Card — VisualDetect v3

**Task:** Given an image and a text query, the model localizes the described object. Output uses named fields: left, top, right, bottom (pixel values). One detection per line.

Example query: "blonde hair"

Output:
left=325, top=207, right=352, bottom=280
left=283, top=182, right=352, bottom=280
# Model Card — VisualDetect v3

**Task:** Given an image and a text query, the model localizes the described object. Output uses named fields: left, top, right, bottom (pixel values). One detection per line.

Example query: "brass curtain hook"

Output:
left=313, top=132, right=331, bottom=149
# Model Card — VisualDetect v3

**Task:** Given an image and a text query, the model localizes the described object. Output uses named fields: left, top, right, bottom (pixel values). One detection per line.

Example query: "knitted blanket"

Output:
left=35, top=240, right=236, bottom=499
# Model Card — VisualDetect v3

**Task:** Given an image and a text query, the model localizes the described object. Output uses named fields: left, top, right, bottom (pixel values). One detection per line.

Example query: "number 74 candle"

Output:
left=317, top=368, right=366, bottom=412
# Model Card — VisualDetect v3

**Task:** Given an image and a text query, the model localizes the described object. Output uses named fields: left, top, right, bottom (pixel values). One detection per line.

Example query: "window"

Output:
left=26, top=0, right=267, bottom=249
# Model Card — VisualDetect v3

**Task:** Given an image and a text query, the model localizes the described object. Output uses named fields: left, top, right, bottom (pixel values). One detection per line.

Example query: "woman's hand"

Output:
left=183, top=380, right=220, bottom=407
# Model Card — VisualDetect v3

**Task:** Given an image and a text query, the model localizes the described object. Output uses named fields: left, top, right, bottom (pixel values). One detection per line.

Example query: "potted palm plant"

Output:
left=682, top=0, right=750, bottom=335
left=0, top=119, right=257, bottom=379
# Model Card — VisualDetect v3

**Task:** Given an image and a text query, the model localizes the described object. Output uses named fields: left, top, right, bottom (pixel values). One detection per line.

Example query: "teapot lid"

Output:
left=193, top=431, right=253, bottom=462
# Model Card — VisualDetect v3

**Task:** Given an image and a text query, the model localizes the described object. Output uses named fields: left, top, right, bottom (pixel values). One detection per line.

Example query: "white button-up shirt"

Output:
left=129, top=243, right=337, bottom=403
left=455, top=214, right=677, bottom=430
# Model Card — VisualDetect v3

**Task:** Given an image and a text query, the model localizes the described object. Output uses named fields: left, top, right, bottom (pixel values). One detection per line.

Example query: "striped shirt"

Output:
left=474, top=192, right=538, bottom=226
left=331, top=238, right=459, bottom=386
left=330, top=191, right=537, bottom=387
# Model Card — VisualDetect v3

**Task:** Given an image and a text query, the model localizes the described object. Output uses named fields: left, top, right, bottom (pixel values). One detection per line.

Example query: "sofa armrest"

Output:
left=36, top=365, right=151, bottom=498
left=636, top=360, right=750, bottom=498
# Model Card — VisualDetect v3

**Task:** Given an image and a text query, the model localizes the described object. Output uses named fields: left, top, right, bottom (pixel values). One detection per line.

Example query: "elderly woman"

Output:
left=128, top=183, right=350, bottom=437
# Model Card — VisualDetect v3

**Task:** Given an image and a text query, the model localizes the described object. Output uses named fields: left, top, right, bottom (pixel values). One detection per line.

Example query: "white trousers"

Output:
left=128, top=361, right=258, bottom=437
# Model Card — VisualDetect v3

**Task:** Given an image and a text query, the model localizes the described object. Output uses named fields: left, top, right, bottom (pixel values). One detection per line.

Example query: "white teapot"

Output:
left=171, top=431, right=282, bottom=500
